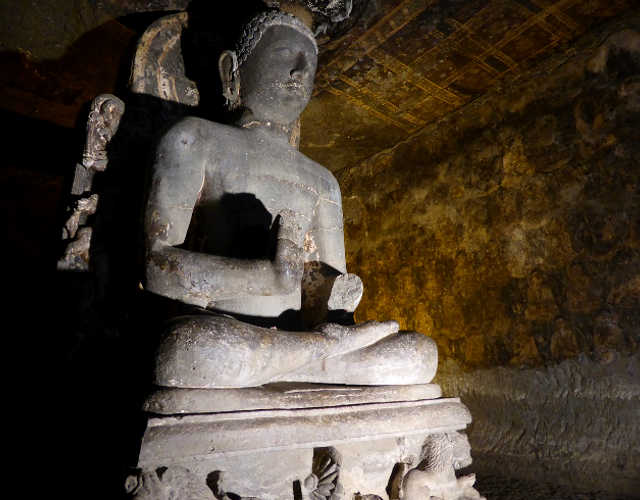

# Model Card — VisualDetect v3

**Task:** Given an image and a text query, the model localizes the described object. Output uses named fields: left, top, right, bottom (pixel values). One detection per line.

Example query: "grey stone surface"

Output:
left=143, top=382, right=442, bottom=414
left=136, top=398, right=473, bottom=499
left=128, top=10, right=479, bottom=500
left=138, top=398, right=471, bottom=462
left=140, top=10, right=438, bottom=389
left=281, top=330, right=438, bottom=385
left=437, top=351, right=640, bottom=496
left=327, top=272, right=363, bottom=312
left=193, top=448, right=312, bottom=500
left=153, top=317, right=404, bottom=388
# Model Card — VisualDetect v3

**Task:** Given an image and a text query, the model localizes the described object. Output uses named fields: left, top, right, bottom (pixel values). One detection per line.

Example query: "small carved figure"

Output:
left=61, top=194, right=98, bottom=241
left=396, top=433, right=485, bottom=500
left=82, top=94, right=126, bottom=173
left=57, top=226, right=93, bottom=271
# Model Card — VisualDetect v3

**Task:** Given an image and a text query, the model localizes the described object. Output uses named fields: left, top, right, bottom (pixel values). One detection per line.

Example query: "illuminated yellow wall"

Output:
left=339, top=23, right=640, bottom=369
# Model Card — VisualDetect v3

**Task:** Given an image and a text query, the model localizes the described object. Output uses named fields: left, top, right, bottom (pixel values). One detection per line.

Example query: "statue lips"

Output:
left=273, top=79, right=310, bottom=111
left=275, top=79, right=308, bottom=96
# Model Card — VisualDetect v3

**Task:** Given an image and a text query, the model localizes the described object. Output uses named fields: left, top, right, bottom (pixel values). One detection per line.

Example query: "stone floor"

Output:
left=474, top=475, right=640, bottom=500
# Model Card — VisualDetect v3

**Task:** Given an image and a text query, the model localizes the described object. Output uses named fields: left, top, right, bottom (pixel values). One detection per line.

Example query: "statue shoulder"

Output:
left=152, top=117, right=243, bottom=182
left=298, top=153, right=342, bottom=204
left=156, top=117, right=238, bottom=157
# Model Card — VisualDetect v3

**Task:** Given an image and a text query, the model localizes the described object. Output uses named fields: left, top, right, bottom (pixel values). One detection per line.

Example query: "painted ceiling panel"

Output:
left=0, top=0, right=635, bottom=175
left=300, top=0, right=637, bottom=172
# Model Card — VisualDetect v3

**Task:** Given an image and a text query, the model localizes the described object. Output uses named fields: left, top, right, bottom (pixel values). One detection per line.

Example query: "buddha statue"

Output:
left=143, top=10, right=437, bottom=389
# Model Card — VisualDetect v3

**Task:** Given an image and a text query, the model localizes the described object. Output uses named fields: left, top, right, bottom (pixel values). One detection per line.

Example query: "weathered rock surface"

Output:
left=339, top=17, right=640, bottom=370
left=136, top=397, right=475, bottom=499
left=437, top=351, right=640, bottom=496
left=331, top=15, right=640, bottom=497
left=144, top=382, right=442, bottom=414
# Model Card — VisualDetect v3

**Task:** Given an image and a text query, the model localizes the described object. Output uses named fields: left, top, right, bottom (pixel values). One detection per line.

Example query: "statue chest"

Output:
left=187, top=153, right=321, bottom=257
left=212, top=151, right=321, bottom=223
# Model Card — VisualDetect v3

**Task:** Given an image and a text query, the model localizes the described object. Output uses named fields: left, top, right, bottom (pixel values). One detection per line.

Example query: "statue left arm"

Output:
left=301, top=174, right=363, bottom=324
left=308, top=189, right=347, bottom=274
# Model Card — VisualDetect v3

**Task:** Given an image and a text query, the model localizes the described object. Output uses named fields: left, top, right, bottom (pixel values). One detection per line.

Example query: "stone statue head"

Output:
left=218, top=10, right=318, bottom=125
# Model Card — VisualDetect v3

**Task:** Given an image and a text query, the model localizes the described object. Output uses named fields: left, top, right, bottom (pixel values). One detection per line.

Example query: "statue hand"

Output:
left=275, top=209, right=304, bottom=292
left=314, top=320, right=399, bottom=356
left=328, top=273, right=364, bottom=312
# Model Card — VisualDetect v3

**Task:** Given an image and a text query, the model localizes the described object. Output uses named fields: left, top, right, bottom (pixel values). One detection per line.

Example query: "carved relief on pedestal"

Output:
left=303, top=448, right=342, bottom=500
left=209, top=470, right=261, bottom=500
left=391, top=432, right=485, bottom=500
left=125, top=466, right=214, bottom=500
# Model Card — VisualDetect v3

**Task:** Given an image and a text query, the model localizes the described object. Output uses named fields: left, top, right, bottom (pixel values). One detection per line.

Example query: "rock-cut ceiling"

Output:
left=300, top=0, right=636, bottom=172
left=0, top=0, right=636, bottom=173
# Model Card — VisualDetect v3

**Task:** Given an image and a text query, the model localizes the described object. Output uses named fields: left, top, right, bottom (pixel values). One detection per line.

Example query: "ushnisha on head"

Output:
left=235, top=10, right=317, bottom=68
left=219, top=10, right=318, bottom=126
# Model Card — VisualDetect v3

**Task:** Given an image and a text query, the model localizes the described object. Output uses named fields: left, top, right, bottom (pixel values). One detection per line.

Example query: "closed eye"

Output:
left=273, top=47, right=293, bottom=57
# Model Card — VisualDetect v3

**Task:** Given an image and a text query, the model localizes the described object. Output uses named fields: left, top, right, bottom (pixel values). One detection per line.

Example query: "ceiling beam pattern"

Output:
left=302, top=0, right=636, bottom=172
left=317, top=0, right=437, bottom=85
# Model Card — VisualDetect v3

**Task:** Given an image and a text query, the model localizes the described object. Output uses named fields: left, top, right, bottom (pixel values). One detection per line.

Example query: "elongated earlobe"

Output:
left=218, top=50, right=240, bottom=109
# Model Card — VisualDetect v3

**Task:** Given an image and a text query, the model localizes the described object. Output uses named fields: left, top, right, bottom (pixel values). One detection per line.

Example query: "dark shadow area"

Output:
left=50, top=91, right=195, bottom=500
left=0, top=20, right=137, bottom=127
left=0, top=109, right=77, bottom=274
left=181, top=0, right=266, bottom=120
left=205, top=470, right=243, bottom=500
left=1, top=108, right=81, bottom=175
left=473, top=473, right=640, bottom=500
left=14, top=3, right=298, bottom=498
left=184, top=193, right=276, bottom=258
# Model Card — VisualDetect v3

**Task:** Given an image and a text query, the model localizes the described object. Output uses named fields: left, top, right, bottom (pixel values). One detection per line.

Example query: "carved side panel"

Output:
left=57, top=94, right=124, bottom=271
left=81, top=94, right=126, bottom=175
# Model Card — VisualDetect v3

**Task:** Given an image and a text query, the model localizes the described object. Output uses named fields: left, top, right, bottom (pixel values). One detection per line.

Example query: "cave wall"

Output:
left=339, top=18, right=640, bottom=370
left=5, top=3, right=638, bottom=496
left=336, top=15, right=640, bottom=494
left=438, top=351, right=639, bottom=495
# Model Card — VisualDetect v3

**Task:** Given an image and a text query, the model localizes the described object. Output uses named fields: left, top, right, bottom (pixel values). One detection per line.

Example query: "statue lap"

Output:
left=154, top=312, right=438, bottom=388
left=146, top=117, right=438, bottom=389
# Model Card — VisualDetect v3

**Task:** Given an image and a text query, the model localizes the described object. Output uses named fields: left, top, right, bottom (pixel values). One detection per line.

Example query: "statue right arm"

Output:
left=143, top=118, right=303, bottom=308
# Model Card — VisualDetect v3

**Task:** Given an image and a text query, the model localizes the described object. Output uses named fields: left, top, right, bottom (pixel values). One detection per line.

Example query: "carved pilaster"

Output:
left=57, top=94, right=124, bottom=271
left=80, top=94, right=125, bottom=174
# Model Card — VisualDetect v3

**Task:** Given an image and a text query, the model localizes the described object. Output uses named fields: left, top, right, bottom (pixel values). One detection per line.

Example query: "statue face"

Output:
left=239, top=25, right=317, bottom=124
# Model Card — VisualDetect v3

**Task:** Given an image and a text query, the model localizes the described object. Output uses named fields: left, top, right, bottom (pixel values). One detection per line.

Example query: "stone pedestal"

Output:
left=128, top=384, right=483, bottom=500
